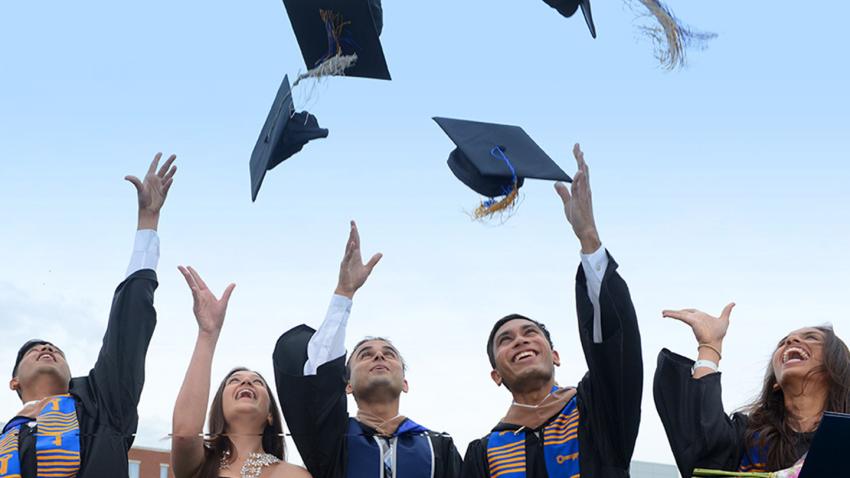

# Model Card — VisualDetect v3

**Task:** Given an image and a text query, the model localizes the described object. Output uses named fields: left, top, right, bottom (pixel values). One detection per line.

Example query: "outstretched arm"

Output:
left=171, top=266, right=235, bottom=478
left=273, top=221, right=381, bottom=478
left=87, top=153, right=177, bottom=439
left=304, top=220, right=382, bottom=375
left=125, top=152, right=176, bottom=277
left=654, top=304, right=743, bottom=477
left=555, top=144, right=642, bottom=469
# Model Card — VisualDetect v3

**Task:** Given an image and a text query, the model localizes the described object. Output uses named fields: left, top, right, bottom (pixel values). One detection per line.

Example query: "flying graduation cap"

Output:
left=433, top=117, right=572, bottom=220
left=283, top=0, right=391, bottom=82
left=250, top=75, right=328, bottom=202
left=541, top=0, right=715, bottom=69
left=543, top=0, right=596, bottom=38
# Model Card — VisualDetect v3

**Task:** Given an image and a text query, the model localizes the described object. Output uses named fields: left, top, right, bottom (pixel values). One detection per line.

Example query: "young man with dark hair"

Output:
left=462, top=145, right=643, bottom=478
left=273, top=221, right=463, bottom=478
left=2, top=153, right=176, bottom=478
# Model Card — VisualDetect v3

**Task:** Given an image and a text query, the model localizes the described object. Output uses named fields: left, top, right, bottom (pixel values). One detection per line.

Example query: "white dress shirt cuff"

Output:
left=580, top=244, right=608, bottom=344
left=126, top=229, right=160, bottom=278
left=304, top=294, right=352, bottom=376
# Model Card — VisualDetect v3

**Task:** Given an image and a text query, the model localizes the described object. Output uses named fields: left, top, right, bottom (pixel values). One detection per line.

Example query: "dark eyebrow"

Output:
left=356, top=345, right=375, bottom=356
left=496, top=330, right=514, bottom=344
left=227, top=372, right=261, bottom=382
left=381, top=345, right=398, bottom=354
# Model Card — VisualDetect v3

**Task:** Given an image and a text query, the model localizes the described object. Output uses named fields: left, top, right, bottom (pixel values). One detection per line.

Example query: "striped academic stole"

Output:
left=345, top=418, right=433, bottom=478
left=737, top=437, right=769, bottom=473
left=0, top=394, right=81, bottom=478
left=486, top=396, right=580, bottom=478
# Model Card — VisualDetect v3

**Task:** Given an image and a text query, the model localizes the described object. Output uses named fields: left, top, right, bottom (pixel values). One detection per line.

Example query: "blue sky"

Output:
left=2, top=0, right=849, bottom=467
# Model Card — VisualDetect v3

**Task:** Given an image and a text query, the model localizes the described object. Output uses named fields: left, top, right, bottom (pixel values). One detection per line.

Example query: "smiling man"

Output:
left=273, top=221, right=463, bottom=478
left=2, top=153, right=176, bottom=478
left=462, top=145, right=643, bottom=478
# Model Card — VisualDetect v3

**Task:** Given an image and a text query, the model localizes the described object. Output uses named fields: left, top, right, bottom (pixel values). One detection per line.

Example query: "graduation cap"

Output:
left=250, top=75, right=328, bottom=202
left=283, top=0, right=391, bottom=81
left=543, top=0, right=596, bottom=38
left=798, top=412, right=850, bottom=478
left=433, top=117, right=572, bottom=219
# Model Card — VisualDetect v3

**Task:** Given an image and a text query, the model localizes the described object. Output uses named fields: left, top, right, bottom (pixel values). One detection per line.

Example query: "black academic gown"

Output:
left=273, top=326, right=463, bottom=478
left=7, top=269, right=158, bottom=478
left=462, top=254, right=642, bottom=478
left=653, top=349, right=814, bottom=478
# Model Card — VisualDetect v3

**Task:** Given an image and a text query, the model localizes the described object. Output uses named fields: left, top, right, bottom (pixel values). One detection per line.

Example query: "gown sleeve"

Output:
left=574, top=252, right=643, bottom=471
left=653, top=348, right=749, bottom=478
left=435, top=434, right=463, bottom=478
left=86, top=269, right=158, bottom=443
left=460, top=438, right=489, bottom=478
left=273, top=324, right=349, bottom=478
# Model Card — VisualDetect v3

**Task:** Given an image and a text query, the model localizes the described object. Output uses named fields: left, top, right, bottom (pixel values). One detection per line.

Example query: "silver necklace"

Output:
left=220, top=451, right=281, bottom=478
left=511, top=391, right=555, bottom=409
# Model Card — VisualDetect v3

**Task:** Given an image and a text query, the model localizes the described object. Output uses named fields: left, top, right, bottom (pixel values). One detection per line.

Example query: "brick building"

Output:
left=129, top=446, right=174, bottom=478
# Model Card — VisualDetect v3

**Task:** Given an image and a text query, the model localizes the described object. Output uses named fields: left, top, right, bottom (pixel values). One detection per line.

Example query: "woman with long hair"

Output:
left=654, top=303, right=850, bottom=477
left=171, top=266, right=310, bottom=478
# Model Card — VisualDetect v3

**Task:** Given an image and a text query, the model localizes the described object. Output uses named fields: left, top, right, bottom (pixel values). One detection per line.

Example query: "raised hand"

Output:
left=178, top=266, right=235, bottom=336
left=335, top=221, right=382, bottom=299
left=126, top=153, right=177, bottom=229
left=662, top=303, right=736, bottom=352
left=554, top=144, right=601, bottom=253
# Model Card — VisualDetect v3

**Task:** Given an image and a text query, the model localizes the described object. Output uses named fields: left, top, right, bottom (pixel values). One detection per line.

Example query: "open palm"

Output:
left=178, top=266, right=235, bottom=335
left=126, top=153, right=177, bottom=214
left=335, top=221, right=382, bottom=298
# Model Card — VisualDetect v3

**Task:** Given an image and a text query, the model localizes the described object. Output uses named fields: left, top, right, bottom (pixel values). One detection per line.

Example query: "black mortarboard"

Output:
left=13, top=339, right=51, bottom=377
left=798, top=412, right=850, bottom=477
left=433, top=117, right=572, bottom=199
left=250, top=75, right=329, bottom=202
left=282, top=0, right=391, bottom=80
left=543, top=0, right=596, bottom=38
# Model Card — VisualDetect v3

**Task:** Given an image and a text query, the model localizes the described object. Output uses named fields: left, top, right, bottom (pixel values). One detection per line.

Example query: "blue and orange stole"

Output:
left=0, top=395, right=81, bottom=478
left=346, top=418, right=433, bottom=478
left=737, top=438, right=769, bottom=473
left=487, top=396, right=580, bottom=478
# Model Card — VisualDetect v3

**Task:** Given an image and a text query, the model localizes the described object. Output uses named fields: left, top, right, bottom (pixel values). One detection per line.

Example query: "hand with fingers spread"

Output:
left=554, top=143, right=601, bottom=254
left=662, top=303, right=736, bottom=360
left=126, top=152, right=178, bottom=230
left=178, top=266, right=236, bottom=337
left=334, top=220, right=383, bottom=299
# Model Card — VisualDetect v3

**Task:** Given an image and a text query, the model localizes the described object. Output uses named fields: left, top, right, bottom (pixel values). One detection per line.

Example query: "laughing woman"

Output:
left=171, top=266, right=311, bottom=478
left=654, top=303, right=850, bottom=477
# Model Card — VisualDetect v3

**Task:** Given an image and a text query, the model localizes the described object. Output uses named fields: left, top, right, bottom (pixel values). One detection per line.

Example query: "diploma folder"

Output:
left=692, top=412, right=850, bottom=477
left=798, top=411, right=850, bottom=478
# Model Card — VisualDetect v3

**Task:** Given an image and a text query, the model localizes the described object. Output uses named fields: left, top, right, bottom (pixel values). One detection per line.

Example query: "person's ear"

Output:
left=402, top=379, right=409, bottom=394
left=552, top=350, right=561, bottom=367
left=490, top=370, right=503, bottom=387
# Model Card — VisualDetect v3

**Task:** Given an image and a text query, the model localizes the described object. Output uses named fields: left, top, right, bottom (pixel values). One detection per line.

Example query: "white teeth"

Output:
left=513, top=351, right=535, bottom=363
left=782, top=347, right=810, bottom=364
left=236, top=389, right=255, bottom=399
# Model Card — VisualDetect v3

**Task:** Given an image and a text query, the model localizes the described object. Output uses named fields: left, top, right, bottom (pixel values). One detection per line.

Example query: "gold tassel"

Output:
left=319, top=10, right=351, bottom=58
left=473, top=183, right=519, bottom=220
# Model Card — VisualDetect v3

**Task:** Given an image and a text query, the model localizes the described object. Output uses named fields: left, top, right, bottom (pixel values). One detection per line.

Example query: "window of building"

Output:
left=128, top=460, right=141, bottom=478
left=161, top=463, right=169, bottom=478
